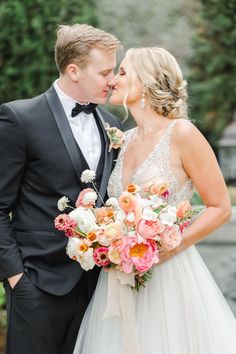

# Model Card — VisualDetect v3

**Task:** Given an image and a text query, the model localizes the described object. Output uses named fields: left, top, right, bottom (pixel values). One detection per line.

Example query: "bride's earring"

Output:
left=140, top=91, right=146, bottom=109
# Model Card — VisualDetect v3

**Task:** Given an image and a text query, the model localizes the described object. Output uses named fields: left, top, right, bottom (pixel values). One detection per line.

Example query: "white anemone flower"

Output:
left=159, top=205, right=177, bottom=226
left=77, top=248, right=96, bottom=271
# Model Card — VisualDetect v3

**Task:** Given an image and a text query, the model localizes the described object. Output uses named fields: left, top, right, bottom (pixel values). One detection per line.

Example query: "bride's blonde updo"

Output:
left=125, top=47, right=188, bottom=119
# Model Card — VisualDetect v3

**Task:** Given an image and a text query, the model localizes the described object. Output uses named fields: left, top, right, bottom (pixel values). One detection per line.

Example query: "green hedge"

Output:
left=0, top=0, right=98, bottom=103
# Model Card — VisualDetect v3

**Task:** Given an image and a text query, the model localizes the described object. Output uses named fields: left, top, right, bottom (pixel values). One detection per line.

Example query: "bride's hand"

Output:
left=157, top=247, right=178, bottom=265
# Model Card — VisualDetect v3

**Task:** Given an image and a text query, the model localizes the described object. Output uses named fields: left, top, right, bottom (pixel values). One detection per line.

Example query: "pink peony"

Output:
left=159, top=226, right=182, bottom=251
left=93, top=247, right=110, bottom=266
left=119, top=236, right=136, bottom=273
left=137, top=219, right=165, bottom=239
left=130, top=239, right=159, bottom=273
left=76, top=188, right=96, bottom=208
left=119, top=236, right=159, bottom=273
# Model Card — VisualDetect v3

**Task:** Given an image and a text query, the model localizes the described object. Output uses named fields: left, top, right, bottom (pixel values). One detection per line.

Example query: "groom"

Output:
left=0, top=24, right=121, bottom=354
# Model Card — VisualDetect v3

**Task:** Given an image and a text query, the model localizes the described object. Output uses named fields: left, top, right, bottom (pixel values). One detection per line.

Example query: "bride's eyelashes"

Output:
left=118, top=68, right=126, bottom=76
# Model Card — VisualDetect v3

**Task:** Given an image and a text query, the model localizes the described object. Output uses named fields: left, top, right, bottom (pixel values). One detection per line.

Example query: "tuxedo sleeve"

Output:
left=0, top=103, right=25, bottom=281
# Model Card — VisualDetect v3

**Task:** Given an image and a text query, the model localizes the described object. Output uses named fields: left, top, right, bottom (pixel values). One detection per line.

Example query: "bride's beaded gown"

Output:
left=73, top=121, right=236, bottom=354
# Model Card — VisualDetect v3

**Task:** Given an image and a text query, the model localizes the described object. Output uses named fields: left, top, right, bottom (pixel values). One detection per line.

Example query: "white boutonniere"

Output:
left=105, top=123, right=125, bottom=152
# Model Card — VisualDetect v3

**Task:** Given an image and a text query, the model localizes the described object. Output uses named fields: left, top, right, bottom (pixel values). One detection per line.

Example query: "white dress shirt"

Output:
left=54, top=80, right=101, bottom=172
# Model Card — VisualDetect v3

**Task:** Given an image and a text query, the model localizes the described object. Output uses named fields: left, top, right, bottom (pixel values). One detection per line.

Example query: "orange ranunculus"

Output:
left=127, top=184, right=139, bottom=193
left=119, top=192, right=137, bottom=213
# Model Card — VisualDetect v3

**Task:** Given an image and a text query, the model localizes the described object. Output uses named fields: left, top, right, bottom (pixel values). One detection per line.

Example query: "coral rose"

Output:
left=176, top=201, right=192, bottom=219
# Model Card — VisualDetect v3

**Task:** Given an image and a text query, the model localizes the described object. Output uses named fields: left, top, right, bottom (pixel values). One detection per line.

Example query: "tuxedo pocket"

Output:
left=15, top=230, right=67, bottom=267
left=12, top=272, right=26, bottom=292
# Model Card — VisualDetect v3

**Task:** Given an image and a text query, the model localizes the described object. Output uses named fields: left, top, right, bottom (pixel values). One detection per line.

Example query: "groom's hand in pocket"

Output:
left=8, top=272, right=24, bottom=289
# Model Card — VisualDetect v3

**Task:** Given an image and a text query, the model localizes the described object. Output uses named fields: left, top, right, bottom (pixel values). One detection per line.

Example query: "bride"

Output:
left=73, top=47, right=236, bottom=354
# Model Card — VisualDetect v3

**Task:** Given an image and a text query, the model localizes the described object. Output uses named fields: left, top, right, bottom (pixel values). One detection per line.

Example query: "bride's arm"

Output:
left=159, top=119, right=232, bottom=264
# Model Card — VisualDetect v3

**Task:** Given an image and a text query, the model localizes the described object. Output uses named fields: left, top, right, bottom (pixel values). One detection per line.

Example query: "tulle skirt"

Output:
left=73, top=246, right=236, bottom=354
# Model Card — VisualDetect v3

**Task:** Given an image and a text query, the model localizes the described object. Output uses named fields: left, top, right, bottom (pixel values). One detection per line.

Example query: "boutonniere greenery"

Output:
left=105, top=124, right=125, bottom=152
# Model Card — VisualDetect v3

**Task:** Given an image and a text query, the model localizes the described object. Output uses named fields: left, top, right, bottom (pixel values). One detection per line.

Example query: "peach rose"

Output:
left=108, top=248, right=121, bottom=264
left=104, top=223, right=122, bottom=242
left=176, top=201, right=192, bottom=219
left=137, top=219, right=165, bottom=239
left=159, top=227, right=182, bottom=251
left=144, top=178, right=169, bottom=197
left=95, top=207, right=115, bottom=224
left=119, top=192, right=137, bottom=213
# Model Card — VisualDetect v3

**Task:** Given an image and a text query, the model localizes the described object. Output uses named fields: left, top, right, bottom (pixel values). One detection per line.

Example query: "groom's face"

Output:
left=76, top=48, right=117, bottom=104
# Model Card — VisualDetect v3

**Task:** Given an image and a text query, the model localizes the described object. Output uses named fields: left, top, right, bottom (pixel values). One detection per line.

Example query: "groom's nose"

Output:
left=108, top=76, right=118, bottom=89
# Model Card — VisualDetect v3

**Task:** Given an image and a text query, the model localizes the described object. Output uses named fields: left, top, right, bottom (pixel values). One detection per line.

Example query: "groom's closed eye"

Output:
left=101, top=69, right=113, bottom=76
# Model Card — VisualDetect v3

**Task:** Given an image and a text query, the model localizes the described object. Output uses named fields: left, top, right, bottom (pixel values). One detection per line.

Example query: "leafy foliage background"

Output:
left=0, top=0, right=98, bottom=103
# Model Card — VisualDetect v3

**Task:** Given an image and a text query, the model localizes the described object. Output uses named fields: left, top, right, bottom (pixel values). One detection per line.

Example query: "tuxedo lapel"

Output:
left=95, top=108, right=114, bottom=206
left=45, top=86, right=88, bottom=188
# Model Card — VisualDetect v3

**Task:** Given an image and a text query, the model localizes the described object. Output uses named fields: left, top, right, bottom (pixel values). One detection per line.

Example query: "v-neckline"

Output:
left=121, top=120, right=176, bottom=190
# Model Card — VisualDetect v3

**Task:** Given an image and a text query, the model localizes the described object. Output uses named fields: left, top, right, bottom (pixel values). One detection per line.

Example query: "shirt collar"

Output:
left=53, top=79, right=90, bottom=118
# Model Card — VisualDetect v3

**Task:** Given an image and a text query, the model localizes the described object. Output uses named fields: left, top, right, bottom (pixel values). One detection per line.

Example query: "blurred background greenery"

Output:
left=1, top=0, right=236, bottom=149
left=0, top=0, right=236, bottom=344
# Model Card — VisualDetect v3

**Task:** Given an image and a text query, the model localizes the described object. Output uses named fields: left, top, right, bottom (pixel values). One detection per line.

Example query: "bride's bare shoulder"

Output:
left=173, top=118, right=204, bottom=143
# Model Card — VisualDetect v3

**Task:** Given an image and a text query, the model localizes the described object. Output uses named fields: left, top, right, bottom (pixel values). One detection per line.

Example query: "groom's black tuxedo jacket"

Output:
left=0, top=85, right=122, bottom=295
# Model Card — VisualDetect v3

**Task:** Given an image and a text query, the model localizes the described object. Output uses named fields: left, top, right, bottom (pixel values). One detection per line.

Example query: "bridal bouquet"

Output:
left=55, top=170, right=199, bottom=290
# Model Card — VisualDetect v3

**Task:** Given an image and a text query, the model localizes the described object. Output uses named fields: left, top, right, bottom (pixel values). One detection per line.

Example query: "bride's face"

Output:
left=109, top=58, right=143, bottom=107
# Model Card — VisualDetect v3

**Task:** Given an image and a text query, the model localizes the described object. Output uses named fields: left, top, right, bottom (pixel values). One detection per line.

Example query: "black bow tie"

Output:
left=71, top=102, right=97, bottom=117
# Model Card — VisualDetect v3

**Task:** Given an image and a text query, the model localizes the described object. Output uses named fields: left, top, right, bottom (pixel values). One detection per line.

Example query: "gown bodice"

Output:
left=108, top=120, right=194, bottom=204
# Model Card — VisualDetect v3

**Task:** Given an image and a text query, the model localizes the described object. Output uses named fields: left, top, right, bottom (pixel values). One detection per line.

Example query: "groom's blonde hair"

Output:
left=55, top=24, right=121, bottom=73
left=124, top=47, right=188, bottom=119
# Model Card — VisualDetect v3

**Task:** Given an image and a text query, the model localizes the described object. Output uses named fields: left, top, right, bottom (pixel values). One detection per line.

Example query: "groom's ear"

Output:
left=67, top=64, right=81, bottom=82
